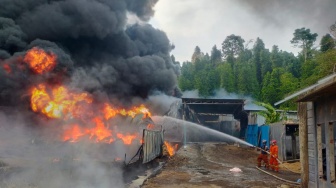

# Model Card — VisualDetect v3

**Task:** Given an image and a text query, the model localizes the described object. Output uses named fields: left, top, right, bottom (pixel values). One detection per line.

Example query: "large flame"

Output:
left=24, top=47, right=151, bottom=145
left=24, top=47, right=57, bottom=74
left=31, top=84, right=93, bottom=119
left=103, top=103, right=151, bottom=120
left=27, top=47, right=152, bottom=145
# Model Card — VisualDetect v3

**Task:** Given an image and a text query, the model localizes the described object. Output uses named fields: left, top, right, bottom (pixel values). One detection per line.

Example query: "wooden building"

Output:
left=275, top=74, right=336, bottom=188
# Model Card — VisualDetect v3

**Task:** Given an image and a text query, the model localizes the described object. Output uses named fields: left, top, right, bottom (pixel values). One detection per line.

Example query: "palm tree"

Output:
left=254, top=101, right=283, bottom=124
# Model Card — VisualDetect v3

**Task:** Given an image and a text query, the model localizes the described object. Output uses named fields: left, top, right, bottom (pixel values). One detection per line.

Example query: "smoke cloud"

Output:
left=0, top=0, right=180, bottom=187
left=237, top=0, right=336, bottom=35
left=0, top=0, right=180, bottom=107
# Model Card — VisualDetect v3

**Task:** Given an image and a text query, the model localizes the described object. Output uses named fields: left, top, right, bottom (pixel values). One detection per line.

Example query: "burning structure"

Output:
left=0, top=0, right=180, bottom=187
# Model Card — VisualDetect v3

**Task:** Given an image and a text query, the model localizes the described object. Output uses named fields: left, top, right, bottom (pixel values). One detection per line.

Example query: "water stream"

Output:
left=151, top=116, right=253, bottom=147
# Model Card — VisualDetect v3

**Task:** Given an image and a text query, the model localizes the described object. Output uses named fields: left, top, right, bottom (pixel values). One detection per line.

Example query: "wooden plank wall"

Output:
left=299, top=102, right=309, bottom=188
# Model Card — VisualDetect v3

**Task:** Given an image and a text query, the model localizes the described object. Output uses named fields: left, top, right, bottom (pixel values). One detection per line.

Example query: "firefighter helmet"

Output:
left=271, top=140, right=277, bottom=144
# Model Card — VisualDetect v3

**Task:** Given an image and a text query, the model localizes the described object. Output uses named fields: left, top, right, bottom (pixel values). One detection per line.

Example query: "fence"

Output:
left=142, top=129, right=164, bottom=164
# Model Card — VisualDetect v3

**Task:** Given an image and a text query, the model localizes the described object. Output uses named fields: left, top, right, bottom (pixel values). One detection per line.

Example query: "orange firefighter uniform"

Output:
left=257, top=140, right=269, bottom=169
left=269, top=140, right=279, bottom=172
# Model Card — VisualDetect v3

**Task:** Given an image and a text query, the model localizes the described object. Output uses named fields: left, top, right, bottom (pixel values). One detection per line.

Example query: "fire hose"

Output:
left=254, top=146, right=300, bottom=174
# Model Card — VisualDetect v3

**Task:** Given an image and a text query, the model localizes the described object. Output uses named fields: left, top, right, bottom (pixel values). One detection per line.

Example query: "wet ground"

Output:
left=140, top=143, right=301, bottom=188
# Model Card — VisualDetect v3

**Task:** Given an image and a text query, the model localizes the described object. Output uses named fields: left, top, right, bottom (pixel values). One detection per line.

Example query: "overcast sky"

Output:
left=150, top=0, right=336, bottom=63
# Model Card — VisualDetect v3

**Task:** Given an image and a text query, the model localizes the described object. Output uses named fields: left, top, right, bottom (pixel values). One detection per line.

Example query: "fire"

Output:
left=24, top=47, right=57, bottom=74
left=117, top=133, right=138, bottom=145
left=25, top=47, right=153, bottom=146
left=103, top=103, right=151, bottom=119
left=63, top=124, right=86, bottom=142
left=89, top=117, right=113, bottom=143
left=31, top=84, right=93, bottom=119
left=30, top=84, right=150, bottom=144
left=164, top=141, right=178, bottom=156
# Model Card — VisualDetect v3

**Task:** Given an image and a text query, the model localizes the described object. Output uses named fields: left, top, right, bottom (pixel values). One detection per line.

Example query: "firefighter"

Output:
left=257, top=140, right=269, bottom=169
left=269, top=139, right=279, bottom=172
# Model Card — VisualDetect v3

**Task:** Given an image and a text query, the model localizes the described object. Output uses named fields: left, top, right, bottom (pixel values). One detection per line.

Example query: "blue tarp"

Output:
left=245, top=124, right=258, bottom=146
left=258, top=125, right=270, bottom=148
left=245, top=124, right=270, bottom=147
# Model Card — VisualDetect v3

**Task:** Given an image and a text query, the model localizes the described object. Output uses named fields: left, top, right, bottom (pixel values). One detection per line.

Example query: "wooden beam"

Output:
left=299, top=102, right=308, bottom=188
left=328, top=122, right=335, bottom=183
left=317, top=124, right=323, bottom=179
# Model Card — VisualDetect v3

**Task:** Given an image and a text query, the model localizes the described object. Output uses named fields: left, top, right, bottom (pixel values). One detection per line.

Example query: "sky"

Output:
left=150, top=0, right=336, bottom=63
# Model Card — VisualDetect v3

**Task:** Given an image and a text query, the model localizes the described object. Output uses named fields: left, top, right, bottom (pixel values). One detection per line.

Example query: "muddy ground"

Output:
left=140, top=143, right=301, bottom=188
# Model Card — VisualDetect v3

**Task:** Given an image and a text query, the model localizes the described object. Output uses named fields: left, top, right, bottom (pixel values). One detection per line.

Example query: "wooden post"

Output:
left=317, top=124, right=323, bottom=179
left=299, top=102, right=308, bottom=188
left=328, top=122, right=335, bottom=183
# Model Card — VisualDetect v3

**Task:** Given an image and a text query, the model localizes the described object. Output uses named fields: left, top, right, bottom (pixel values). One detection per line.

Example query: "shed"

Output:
left=275, top=73, right=336, bottom=188
left=181, top=98, right=247, bottom=140
left=269, top=121, right=299, bottom=161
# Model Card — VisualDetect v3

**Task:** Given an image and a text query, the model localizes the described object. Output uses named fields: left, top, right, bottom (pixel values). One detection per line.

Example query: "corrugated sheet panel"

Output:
left=142, top=129, right=164, bottom=164
left=245, top=124, right=258, bottom=146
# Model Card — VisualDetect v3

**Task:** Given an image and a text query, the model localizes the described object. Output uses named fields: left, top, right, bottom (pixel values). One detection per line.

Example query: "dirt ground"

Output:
left=140, top=143, right=301, bottom=188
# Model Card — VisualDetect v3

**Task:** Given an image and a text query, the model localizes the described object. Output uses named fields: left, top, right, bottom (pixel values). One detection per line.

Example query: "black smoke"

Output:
left=0, top=1, right=181, bottom=187
left=0, top=0, right=181, bottom=108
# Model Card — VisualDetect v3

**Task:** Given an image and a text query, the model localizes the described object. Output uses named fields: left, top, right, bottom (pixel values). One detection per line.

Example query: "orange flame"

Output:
left=89, top=117, right=113, bottom=143
left=164, top=141, right=178, bottom=156
left=63, top=124, right=86, bottom=142
left=117, top=133, right=138, bottom=145
left=103, top=103, right=151, bottom=120
left=31, top=84, right=93, bottom=119
left=24, top=47, right=57, bottom=74
left=26, top=49, right=153, bottom=145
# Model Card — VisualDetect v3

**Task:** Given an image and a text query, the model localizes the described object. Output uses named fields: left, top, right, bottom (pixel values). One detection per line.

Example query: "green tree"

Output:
left=191, top=46, right=203, bottom=63
left=221, top=34, right=245, bottom=61
left=315, top=49, right=336, bottom=77
left=290, top=27, right=318, bottom=63
left=252, top=38, right=266, bottom=85
left=210, top=45, right=222, bottom=64
left=217, top=63, right=234, bottom=92
left=194, top=66, right=220, bottom=97
left=260, top=49, right=272, bottom=80
left=261, top=68, right=283, bottom=105
left=281, top=51, right=301, bottom=78
left=279, top=72, right=299, bottom=97
left=320, top=33, right=335, bottom=52
left=270, top=45, right=282, bottom=68
left=236, top=61, right=259, bottom=97
left=254, top=102, right=281, bottom=124
left=178, top=62, right=195, bottom=91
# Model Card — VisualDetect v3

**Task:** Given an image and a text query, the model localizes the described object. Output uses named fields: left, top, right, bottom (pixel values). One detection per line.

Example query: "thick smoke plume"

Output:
left=0, top=0, right=181, bottom=107
left=0, top=0, right=180, bottom=187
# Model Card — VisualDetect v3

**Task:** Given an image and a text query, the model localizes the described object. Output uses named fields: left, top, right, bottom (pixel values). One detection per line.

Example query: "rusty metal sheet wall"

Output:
left=142, top=129, right=164, bottom=164
left=270, top=123, right=300, bottom=161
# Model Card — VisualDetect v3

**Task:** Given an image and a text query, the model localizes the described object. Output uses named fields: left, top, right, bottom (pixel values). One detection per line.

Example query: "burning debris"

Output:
left=0, top=0, right=181, bottom=187
left=164, top=141, right=178, bottom=156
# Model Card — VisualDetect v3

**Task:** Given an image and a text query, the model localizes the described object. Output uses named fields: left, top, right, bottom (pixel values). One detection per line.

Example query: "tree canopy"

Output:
left=176, top=23, right=336, bottom=111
